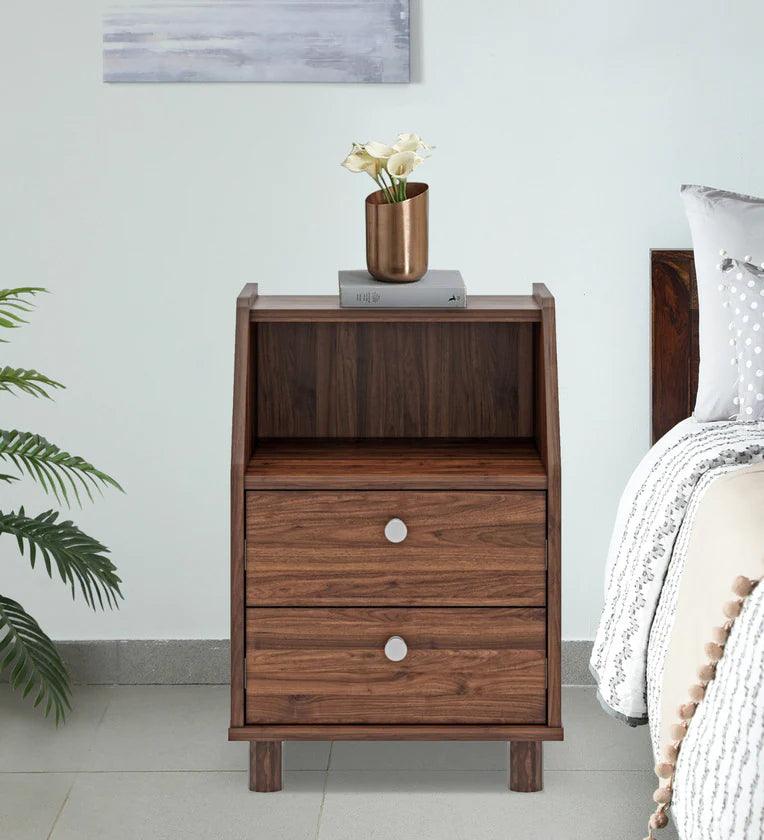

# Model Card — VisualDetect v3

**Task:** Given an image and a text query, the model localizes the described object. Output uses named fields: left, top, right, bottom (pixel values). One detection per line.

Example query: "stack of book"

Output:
left=339, top=270, right=466, bottom=309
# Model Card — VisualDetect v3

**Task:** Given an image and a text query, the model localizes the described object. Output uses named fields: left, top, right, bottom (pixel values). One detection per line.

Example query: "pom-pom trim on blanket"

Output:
left=642, top=575, right=761, bottom=840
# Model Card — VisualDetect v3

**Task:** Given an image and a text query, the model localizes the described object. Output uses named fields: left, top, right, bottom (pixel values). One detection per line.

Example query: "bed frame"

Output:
left=651, top=250, right=699, bottom=444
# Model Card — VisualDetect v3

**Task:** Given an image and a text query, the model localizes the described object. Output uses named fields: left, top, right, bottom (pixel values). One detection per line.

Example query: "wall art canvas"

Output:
left=103, top=0, right=410, bottom=83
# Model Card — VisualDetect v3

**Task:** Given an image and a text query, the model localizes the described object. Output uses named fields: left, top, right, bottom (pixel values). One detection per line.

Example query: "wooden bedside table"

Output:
left=228, top=287, right=562, bottom=792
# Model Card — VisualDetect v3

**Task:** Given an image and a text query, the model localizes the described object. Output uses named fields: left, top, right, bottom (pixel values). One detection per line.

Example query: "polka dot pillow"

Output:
left=719, top=251, right=764, bottom=420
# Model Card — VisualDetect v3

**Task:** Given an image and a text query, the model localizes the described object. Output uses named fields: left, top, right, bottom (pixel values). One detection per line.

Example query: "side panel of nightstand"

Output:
left=231, top=284, right=258, bottom=729
left=533, top=284, right=561, bottom=729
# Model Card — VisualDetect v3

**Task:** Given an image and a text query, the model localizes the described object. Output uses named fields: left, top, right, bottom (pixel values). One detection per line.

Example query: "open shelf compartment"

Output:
left=245, top=438, right=546, bottom=490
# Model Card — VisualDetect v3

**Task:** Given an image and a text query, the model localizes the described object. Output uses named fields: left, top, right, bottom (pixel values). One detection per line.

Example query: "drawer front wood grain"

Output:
left=245, top=491, right=546, bottom=606
left=245, top=608, right=547, bottom=725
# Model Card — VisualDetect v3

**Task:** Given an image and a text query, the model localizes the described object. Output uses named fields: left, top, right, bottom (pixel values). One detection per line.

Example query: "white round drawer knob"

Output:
left=384, top=517, right=408, bottom=543
left=384, top=635, right=408, bottom=662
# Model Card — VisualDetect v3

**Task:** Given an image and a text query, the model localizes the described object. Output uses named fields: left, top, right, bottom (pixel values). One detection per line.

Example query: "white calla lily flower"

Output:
left=342, top=133, right=433, bottom=203
left=386, top=151, right=421, bottom=180
left=364, top=141, right=396, bottom=160
left=394, top=133, right=433, bottom=153
left=341, top=145, right=383, bottom=177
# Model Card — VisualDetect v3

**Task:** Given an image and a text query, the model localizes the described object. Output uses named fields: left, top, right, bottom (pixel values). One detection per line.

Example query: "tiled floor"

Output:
left=0, top=685, right=679, bottom=840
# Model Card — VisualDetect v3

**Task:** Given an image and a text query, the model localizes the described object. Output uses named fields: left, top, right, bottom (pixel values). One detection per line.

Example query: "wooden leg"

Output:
left=249, top=741, right=282, bottom=792
left=508, top=741, right=543, bottom=792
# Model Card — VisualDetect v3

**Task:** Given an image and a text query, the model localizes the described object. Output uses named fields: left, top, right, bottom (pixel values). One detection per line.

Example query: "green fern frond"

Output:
left=0, top=473, right=18, bottom=484
left=0, top=367, right=64, bottom=399
left=0, top=508, right=122, bottom=610
left=0, top=288, right=46, bottom=336
left=0, top=595, right=71, bottom=724
left=0, top=430, right=123, bottom=507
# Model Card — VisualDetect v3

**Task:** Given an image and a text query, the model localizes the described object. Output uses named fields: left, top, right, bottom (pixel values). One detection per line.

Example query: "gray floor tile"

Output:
left=546, top=686, right=654, bottom=770
left=0, top=773, right=74, bottom=840
left=83, top=685, right=329, bottom=771
left=49, top=771, right=325, bottom=840
left=330, top=687, right=653, bottom=771
left=0, top=685, right=112, bottom=772
left=319, top=770, right=680, bottom=840
left=330, top=739, right=504, bottom=772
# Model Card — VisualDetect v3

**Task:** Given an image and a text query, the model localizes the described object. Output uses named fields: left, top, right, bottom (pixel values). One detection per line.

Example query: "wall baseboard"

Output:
left=2, top=639, right=594, bottom=686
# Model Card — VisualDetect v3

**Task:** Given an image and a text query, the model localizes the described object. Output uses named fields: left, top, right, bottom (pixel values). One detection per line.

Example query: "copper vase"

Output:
left=365, top=182, right=429, bottom=283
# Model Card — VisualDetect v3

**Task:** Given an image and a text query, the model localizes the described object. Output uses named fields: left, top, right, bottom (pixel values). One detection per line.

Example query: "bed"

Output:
left=591, top=250, right=764, bottom=840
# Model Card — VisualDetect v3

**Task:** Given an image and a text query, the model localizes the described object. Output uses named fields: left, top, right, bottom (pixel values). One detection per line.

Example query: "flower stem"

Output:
left=375, top=174, right=395, bottom=204
left=379, top=170, right=397, bottom=204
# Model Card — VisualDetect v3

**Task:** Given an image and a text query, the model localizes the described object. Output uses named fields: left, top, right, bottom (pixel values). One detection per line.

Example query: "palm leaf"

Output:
left=0, top=508, right=122, bottom=610
left=0, top=288, right=46, bottom=338
left=0, top=595, right=71, bottom=724
left=0, top=367, right=64, bottom=399
left=0, top=430, right=123, bottom=506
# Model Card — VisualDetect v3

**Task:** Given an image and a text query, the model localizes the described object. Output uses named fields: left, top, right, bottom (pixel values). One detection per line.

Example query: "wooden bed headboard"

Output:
left=651, top=249, right=699, bottom=444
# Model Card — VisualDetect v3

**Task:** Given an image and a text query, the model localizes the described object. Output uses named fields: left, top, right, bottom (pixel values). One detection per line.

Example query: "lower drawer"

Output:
left=245, top=608, right=547, bottom=725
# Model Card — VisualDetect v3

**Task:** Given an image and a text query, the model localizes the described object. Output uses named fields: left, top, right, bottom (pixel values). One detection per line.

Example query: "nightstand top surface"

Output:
left=247, top=295, right=542, bottom=322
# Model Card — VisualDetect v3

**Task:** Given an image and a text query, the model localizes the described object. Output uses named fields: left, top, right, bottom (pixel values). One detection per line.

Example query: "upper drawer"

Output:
left=246, top=491, right=546, bottom=607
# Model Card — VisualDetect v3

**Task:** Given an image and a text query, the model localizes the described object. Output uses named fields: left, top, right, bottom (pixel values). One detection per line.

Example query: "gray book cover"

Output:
left=339, top=270, right=466, bottom=308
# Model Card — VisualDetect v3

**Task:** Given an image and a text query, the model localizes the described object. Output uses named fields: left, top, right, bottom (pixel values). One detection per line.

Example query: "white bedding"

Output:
left=671, top=582, right=764, bottom=840
left=590, top=418, right=764, bottom=723
left=590, top=418, right=764, bottom=840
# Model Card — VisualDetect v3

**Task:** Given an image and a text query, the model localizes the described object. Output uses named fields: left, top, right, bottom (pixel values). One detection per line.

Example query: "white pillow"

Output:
left=681, top=185, right=764, bottom=421
left=719, top=256, right=764, bottom=420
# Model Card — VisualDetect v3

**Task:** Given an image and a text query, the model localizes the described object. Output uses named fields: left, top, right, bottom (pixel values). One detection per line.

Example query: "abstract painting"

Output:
left=103, top=0, right=410, bottom=83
